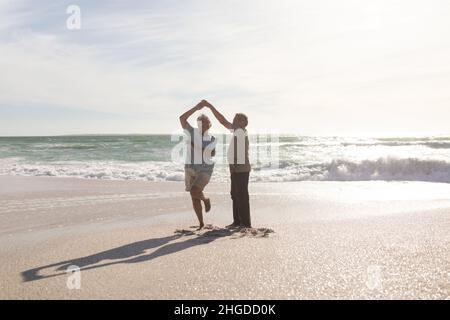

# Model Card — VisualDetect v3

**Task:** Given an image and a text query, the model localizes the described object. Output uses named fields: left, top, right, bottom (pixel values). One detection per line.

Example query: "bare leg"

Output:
left=190, top=187, right=204, bottom=229
left=191, top=198, right=204, bottom=230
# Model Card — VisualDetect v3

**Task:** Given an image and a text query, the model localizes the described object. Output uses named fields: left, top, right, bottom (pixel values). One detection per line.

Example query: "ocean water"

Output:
left=1, top=135, right=450, bottom=183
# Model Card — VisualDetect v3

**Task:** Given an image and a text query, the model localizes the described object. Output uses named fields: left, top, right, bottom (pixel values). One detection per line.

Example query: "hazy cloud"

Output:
left=1, top=0, right=450, bottom=135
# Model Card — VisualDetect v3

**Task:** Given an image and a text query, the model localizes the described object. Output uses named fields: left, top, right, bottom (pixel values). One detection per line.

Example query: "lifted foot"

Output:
left=204, top=198, right=211, bottom=212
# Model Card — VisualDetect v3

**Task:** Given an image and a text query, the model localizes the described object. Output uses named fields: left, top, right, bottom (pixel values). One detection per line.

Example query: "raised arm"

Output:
left=204, top=101, right=232, bottom=129
left=179, top=101, right=203, bottom=129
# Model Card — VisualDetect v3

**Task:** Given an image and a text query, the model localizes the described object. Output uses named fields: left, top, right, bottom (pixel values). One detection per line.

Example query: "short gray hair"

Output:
left=235, top=113, right=248, bottom=127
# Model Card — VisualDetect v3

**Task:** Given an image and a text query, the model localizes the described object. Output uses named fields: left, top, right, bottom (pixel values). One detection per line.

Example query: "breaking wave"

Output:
left=1, top=157, right=450, bottom=183
left=253, top=157, right=450, bottom=183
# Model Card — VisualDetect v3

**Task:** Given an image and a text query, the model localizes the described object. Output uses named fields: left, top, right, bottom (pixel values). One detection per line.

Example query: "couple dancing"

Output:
left=179, top=100, right=251, bottom=230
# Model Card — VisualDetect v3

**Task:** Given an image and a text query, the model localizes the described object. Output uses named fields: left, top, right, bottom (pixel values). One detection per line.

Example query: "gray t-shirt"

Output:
left=184, top=124, right=216, bottom=173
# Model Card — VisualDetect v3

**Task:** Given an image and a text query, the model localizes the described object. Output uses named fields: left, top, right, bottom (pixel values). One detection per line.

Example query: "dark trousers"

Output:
left=230, top=172, right=251, bottom=227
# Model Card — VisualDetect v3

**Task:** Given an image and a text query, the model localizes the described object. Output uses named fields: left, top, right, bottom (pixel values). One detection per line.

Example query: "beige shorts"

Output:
left=185, top=168, right=212, bottom=192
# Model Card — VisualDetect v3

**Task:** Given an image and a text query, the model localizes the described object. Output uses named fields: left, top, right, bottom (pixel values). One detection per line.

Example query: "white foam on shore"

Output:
left=0, top=159, right=185, bottom=182
left=1, top=157, right=450, bottom=183
left=254, top=157, right=450, bottom=183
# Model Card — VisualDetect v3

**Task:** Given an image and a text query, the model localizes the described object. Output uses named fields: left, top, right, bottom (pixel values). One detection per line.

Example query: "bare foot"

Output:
left=196, top=223, right=205, bottom=231
left=203, top=198, right=211, bottom=212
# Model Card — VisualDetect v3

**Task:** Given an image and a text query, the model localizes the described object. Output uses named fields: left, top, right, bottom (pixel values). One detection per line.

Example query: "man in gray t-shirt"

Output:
left=179, top=101, right=216, bottom=230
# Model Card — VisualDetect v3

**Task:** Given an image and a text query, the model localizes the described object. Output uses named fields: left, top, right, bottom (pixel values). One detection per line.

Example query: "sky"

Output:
left=0, top=0, right=450, bottom=136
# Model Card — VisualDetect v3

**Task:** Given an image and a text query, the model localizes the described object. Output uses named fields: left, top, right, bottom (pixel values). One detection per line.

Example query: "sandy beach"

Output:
left=0, top=175, right=450, bottom=299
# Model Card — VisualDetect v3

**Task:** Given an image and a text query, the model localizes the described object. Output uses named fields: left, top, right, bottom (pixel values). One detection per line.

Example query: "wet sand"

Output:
left=0, top=175, right=450, bottom=299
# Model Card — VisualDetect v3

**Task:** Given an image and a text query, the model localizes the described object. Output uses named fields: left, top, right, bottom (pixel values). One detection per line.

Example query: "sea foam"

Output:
left=1, top=157, right=449, bottom=183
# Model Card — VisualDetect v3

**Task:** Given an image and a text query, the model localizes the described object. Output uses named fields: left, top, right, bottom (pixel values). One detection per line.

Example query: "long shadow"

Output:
left=22, top=228, right=236, bottom=282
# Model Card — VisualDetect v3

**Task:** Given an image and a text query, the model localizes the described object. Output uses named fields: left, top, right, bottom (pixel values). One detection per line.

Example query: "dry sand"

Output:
left=0, top=175, right=450, bottom=299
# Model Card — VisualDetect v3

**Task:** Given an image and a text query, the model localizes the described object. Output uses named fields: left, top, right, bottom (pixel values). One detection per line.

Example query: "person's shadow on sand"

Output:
left=21, top=227, right=236, bottom=282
